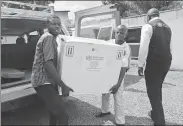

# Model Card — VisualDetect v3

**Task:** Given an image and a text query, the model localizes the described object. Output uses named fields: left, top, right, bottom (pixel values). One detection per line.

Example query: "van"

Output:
left=97, top=25, right=142, bottom=59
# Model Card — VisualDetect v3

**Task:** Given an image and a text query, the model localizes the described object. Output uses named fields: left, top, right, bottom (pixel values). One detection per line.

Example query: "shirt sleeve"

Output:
left=170, top=40, right=172, bottom=54
left=56, top=35, right=62, bottom=53
left=56, top=35, right=63, bottom=74
left=122, top=44, right=131, bottom=68
left=138, top=24, right=153, bottom=67
left=42, top=34, right=55, bottom=62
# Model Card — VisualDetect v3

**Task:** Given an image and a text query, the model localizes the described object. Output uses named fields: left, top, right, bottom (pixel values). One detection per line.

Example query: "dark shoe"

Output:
left=148, top=110, right=166, bottom=125
left=49, top=112, right=57, bottom=126
left=116, top=124, right=125, bottom=126
left=148, top=110, right=156, bottom=123
left=57, top=114, right=69, bottom=125
left=95, top=112, right=111, bottom=117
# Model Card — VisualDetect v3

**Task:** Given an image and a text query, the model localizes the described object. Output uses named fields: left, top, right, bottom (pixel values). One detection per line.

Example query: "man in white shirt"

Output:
left=138, top=8, right=172, bottom=125
left=96, top=25, right=131, bottom=126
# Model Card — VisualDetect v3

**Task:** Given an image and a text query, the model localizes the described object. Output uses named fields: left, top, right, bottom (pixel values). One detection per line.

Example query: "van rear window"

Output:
left=80, top=28, right=99, bottom=39
left=112, top=27, right=141, bottom=42
left=126, top=27, right=141, bottom=43
left=98, top=27, right=112, bottom=41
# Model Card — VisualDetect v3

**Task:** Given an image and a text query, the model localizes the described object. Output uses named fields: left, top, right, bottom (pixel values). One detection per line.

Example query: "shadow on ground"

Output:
left=163, top=82, right=176, bottom=88
left=62, top=97, right=154, bottom=125
left=124, top=74, right=143, bottom=87
left=1, top=101, right=49, bottom=125
left=124, top=74, right=176, bottom=89
left=1, top=96, right=180, bottom=125
left=123, top=74, right=146, bottom=93
left=1, top=73, right=180, bottom=125
left=124, top=88, right=147, bottom=93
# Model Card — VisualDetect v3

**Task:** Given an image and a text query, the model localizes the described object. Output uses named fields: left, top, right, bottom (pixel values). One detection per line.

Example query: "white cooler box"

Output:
left=57, top=35, right=126, bottom=94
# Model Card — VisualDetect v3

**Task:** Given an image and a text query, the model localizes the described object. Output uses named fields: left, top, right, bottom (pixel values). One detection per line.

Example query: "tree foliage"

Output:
left=11, top=0, right=55, bottom=6
left=101, top=0, right=183, bottom=17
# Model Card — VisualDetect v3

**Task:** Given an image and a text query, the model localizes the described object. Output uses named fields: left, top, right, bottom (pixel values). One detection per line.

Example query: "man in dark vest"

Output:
left=138, top=8, right=172, bottom=125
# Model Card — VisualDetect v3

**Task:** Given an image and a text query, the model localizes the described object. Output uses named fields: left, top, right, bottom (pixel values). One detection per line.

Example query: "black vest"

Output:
left=147, top=18, right=172, bottom=62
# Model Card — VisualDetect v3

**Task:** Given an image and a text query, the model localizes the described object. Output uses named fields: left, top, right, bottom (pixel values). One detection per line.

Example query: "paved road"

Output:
left=2, top=67, right=183, bottom=125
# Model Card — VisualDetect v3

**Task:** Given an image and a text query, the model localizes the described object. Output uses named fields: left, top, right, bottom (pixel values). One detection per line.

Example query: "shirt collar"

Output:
left=121, top=41, right=127, bottom=45
left=110, top=39, right=126, bottom=45
left=149, top=17, right=160, bottom=23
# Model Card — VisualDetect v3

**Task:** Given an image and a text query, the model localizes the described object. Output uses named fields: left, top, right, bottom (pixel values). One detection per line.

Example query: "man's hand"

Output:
left=62, top=85, right=74, bottom=97
left=109, top=84, right=120, bottom=94
left=126, top=67, right=130, bottom=72
left=138, top=67, right=144, bottom=76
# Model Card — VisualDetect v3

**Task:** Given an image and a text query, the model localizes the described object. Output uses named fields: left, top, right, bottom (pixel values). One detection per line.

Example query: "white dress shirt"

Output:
left=108, top=39, right=131, bottom=68
left=138, top=17, right=172, bottom=68
left=121, top=42, right=131, bottom=68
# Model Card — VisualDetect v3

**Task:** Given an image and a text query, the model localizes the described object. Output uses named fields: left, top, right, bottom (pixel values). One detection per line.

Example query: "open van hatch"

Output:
left=1, top=68, right=25, bottom=79
left=1, top=69, right=32, bottom=89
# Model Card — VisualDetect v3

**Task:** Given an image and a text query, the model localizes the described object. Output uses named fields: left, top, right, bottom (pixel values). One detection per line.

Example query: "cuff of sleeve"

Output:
left=138, top=62, right=144, bottom=68
left=44, top=58, right=54, bottom=63
left=122, top=58, right=128, bottom=68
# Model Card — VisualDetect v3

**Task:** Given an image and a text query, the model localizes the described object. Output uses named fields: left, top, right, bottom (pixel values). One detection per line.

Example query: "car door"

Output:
left=111, top=26, right=141, bottom=59
left=97, top=26, right=113, bottom=41
left=126, top=26, right=142, bottom=59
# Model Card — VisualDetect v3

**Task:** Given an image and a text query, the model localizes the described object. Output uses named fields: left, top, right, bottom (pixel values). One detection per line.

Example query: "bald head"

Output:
left=115, top=25, right=128, bottom=45
left=147, top=8, right=159, bottom=16
left=116, top=25, right=128, bottom=33
left=146, top=8, right=159, bottom=22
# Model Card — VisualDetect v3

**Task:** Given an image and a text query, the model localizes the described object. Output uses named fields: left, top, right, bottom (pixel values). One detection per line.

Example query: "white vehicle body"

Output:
left=1, top=1, right=70, bottom=112
left=74, top=5, right=183, bottom=65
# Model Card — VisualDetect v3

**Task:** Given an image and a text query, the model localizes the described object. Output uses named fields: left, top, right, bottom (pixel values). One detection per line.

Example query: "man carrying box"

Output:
left=31, top=15, right=73, bottom=126
left=96, top=25, right=131, bottom=126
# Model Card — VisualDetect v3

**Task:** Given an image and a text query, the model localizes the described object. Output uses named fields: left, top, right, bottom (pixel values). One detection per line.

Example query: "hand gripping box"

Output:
left=57, top=35, right=125, bottom=94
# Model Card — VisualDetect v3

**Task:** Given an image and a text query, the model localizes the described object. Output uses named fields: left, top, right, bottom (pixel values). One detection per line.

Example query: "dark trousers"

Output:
left=145, top=60, right=171, bottom=125
left=34, top=84, right=68, bottom=126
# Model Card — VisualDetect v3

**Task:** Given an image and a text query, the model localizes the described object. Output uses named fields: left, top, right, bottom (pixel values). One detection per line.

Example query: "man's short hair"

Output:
left=46, top=15, right=61, bottom=25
